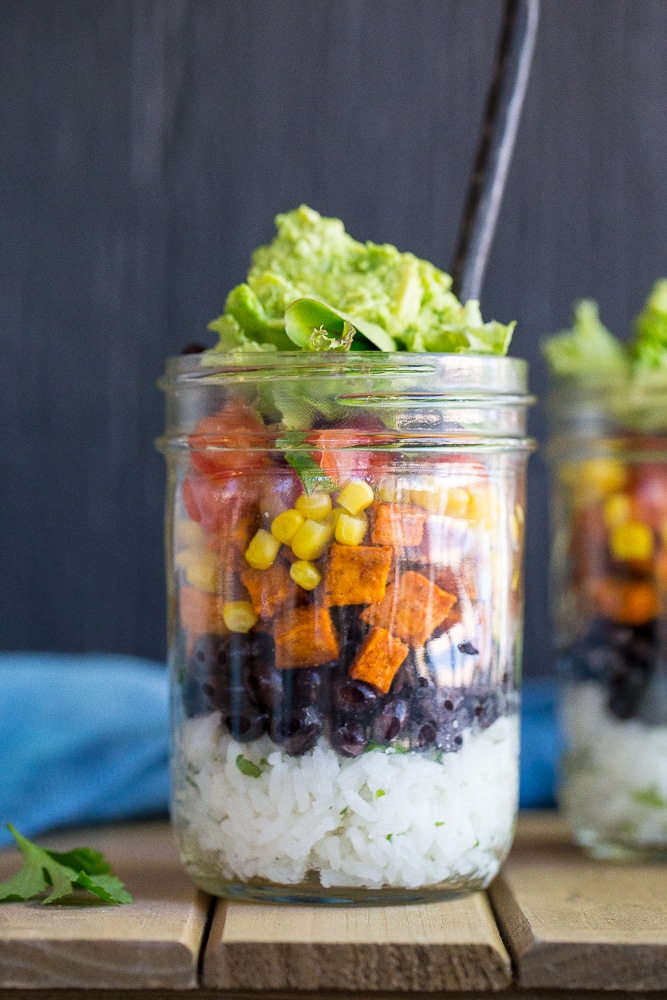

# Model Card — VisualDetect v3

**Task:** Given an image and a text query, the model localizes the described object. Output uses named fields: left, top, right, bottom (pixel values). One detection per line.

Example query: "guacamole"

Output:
left=207, top=205, right=515, bottom=355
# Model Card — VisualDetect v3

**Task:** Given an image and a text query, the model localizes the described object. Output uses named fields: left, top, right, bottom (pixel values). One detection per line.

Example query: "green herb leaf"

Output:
left=375, top=789, right=386, bottom=798
left=76, top=872, right=134, bottom=905
left=275, top=434, right=336, bottom=494
left=386, top=833, right=393, bottom=842
left=235, top=754, right=263, bottom=778
left=435, top=821, right=445, bottom=827
left=632, top=786, right=667, bottom=809
left=0, top=825, right=133, bottom=905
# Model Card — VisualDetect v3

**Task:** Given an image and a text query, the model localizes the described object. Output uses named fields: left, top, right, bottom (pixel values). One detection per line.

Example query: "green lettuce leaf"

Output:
left=629, top=279, right=667, bottom=368
left=541, top=300, right=627, bottom=379
left=285, top=298, right=395, bottom=351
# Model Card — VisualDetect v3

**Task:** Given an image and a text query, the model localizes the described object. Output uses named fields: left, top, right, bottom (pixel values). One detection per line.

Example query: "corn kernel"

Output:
left=290, top=560, right=322, bottom=591
left=563, top=458, right=627, bottom=500
left=271, top=508, right=305, bottom=544
left=609, top=521, right=653, bottom=562
left=291, top=518, right=334, bottom=560
left=445, top=487, right=471, bottom=519
left=223, top=600, right=258, bottom=633
left=603, top=493, right=633, bottom=528
left=467, top=487, right=495, bottom=526
left=295, top=492, right=333, bottom=521
left=407, top=483, right=447, bottom=514
left=245, top=528, right=281, bottom=570
left=376, top=478, right=400, bottom=503
left=174, top=518, right=208, bottom=551
left=337, top=480, right=374, bottom=516
left=335, top=511, right=368, bottom=546
left=182, top=550, right=218, bottom=592
left=322, top=507, right=344, bottom=528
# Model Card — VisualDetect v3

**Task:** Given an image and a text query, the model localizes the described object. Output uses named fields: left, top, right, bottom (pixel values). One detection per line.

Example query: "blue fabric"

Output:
left=0, top=654, right=557, bottom=846
left=0, top=653, right=170, bottom=847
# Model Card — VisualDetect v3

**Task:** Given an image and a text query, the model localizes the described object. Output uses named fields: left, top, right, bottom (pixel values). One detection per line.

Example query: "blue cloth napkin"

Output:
left=0, top=653, right=557, bottom=847
left=0, top=653, right=170, bottom=847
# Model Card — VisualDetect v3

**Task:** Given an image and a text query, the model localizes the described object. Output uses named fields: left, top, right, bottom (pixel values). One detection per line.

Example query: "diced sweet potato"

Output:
left=323, top=543, right=392, bottom=607
left=349, top=626, right=409, bottom=694
left=590, top=575, right=658, bottom=626
left=371, top=502, right=426, bottom=548
left=241, top=561, right=297, bottom=619
left=273, top=606, right=340, bottom=669
left=360, top=570, right=457, bottom=647
left=178, top=584, right=228, bottom=651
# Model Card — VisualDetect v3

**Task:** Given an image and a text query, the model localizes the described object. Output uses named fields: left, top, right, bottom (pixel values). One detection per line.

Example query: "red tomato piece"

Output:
left=188, top=399, right=269, bottom=476
left=182, top=470, right=259, bottom=536
left=630, top=463, right=667, bottom=530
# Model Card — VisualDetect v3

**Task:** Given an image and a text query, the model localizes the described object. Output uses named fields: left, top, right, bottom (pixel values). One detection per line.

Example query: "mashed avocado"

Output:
left=207, top=205, right=515, bottom=355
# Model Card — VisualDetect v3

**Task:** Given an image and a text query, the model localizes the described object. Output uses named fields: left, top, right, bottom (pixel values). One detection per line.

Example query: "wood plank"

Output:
left=490, top=810, right=667, bottom=991
left=0, top=822, right=208, bottom=990
left=202, top=891, right=511, bottom=992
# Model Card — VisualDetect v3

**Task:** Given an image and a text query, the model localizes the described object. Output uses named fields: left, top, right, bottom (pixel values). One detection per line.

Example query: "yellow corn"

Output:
left=174, top=518, right=208, bottom=551
left=445, top=487, right=471, bottom=519
left=181, top=549, right=218, bottom=593
left=291, top=518, right=334, bottom=560
left=407, top=482, right=447, bottom=513
left=271, top=508, right=304, bottom=544
left=290, top=560, right=322, bottom=591
left=295, top=491, right=333, bottom=521
left=467, top=487, right=495, bottom=527
left=223, top=600, right=258, bottom=633
left=337, top=480, right=374, bottom=516
left=603, top=493, right=633, bottom=528
left=609, top=521, right=653, bottom=562
left=561, top=458, right=627, bottom=499
left=245, top=528, right=281, bottom=570
left=334, top=511, right=368, bottom=546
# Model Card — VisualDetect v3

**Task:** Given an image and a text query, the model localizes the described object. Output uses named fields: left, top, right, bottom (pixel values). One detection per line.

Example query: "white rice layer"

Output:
left=561, top=682, right=667, bottom=847
left=172, top=711, right=519, bottom=890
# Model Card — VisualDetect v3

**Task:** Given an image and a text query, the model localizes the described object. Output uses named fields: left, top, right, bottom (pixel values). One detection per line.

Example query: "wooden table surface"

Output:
left=0, top=811, right=666, bottom=999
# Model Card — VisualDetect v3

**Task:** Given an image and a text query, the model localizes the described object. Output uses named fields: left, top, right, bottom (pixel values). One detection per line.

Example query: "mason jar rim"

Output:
left=161, top=351, right=532, bottom=398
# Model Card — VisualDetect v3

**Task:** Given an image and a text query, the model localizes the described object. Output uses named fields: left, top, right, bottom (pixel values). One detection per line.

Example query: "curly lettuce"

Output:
left=543, top=283, right=667, bottom=431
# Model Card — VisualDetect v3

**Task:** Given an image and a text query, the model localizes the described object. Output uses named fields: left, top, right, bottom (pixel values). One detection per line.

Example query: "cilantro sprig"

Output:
left=0, top=824, right=133, bottom=905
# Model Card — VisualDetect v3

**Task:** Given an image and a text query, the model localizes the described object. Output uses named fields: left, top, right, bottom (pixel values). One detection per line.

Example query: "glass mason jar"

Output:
left=548, top=379, right=667, bottom=861
left=158, top=352, right=534, bottom=903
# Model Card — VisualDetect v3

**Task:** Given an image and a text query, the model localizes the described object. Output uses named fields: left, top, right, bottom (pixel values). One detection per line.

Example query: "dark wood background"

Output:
left=2, top=0, right=667, bottom=677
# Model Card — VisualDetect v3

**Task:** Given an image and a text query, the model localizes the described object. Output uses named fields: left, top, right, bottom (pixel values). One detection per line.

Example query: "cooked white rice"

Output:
left=561, top=682, right=667, bottom=849
left=172, top=711, right=519, bottom=890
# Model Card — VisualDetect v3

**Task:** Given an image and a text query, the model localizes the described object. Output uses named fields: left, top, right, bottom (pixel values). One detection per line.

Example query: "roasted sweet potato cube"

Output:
left=360, top=570, right=457, bottom=647
left=178, top=584, right=229, bottom=654
left=349, top=626, right=409, bottom=694
left=591, top=575, right=658, bottom=626
left=241, top=561, right=296, bottom=619
left=323, top=543, right=392, bottom=607
left=371, top=502, right=426, bottom=548
left=273, top=606, right=340, bottom=669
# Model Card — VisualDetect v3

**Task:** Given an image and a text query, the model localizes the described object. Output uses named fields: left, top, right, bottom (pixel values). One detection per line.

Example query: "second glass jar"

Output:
left=549, top=379, right=667, bottom=861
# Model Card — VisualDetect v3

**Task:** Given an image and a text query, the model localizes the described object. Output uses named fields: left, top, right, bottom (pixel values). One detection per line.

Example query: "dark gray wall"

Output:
left=2, top=0, right=667, bottom=675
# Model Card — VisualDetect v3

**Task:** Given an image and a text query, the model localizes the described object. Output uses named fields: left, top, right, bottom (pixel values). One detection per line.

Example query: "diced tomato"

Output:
left=182, top=470, right=259, bottom=536
left=307, top=416, right=390, bottom=484
left=188, top=399, right=270, bottom=476
left=629, top=463, right=667, bottom=530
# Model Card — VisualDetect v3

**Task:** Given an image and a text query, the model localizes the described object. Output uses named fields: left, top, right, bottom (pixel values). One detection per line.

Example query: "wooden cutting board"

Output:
left=1, top=812, right=666, bottom=995
left=0, top=822, right=208, bottom=989
left=491, top=812, right=667, bottom=992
